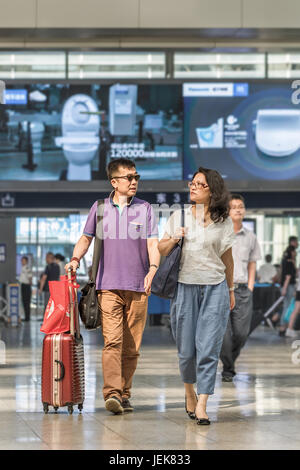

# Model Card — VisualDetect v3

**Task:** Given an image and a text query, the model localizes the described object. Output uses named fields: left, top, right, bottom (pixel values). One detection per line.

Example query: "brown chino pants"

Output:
left=98, top=290, right=148, bottom=401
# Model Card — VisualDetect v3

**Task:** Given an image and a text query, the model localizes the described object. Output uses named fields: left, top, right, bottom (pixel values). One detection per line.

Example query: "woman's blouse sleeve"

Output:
left=219, top=218, right=236, bottom=256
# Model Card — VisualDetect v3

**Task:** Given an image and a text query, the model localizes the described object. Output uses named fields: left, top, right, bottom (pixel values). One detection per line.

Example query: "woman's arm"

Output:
left=158, top=227, right=186, bottom=257
left=221, top=247, right=235, bottom=310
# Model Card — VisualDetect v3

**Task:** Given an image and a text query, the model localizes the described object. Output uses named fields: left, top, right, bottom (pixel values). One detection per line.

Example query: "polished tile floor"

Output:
left=0, top=319, right=300, bottom=450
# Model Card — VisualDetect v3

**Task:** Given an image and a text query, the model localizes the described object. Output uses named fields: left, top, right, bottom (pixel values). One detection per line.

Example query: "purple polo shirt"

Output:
left=83, top=194, right=158, bottom=292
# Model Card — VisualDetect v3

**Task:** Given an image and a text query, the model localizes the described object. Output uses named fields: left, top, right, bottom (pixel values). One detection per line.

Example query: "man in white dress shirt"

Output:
left=220, top=194, right=261, bottom=382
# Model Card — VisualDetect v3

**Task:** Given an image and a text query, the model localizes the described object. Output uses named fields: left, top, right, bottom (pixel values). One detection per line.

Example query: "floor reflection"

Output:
left=0, top=320, right=300, bottom=449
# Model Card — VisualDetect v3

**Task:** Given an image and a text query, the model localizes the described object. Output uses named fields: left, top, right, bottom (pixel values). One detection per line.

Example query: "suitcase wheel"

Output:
left=78, top=404, right=83, bottom=412
left=43, top=403, right=49, bottom=414
left=68, top=405, right=74, bottom=415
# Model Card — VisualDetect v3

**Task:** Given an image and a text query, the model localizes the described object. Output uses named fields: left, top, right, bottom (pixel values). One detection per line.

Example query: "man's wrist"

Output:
left=149, top=265, right=158, bottom=273
left=71, top=257, right=80, bottom=266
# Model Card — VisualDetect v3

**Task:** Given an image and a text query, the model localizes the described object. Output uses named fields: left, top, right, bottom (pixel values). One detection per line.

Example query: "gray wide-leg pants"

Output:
left=170, top=280, right=230, bottom=395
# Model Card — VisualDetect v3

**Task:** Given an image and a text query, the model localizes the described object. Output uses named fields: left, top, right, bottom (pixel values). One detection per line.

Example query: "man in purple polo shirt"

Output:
left=65, top=158, right=160, bottom=415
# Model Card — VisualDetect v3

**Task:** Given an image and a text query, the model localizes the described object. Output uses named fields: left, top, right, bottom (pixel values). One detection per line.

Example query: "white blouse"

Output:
left=164, top=206, right=235, bottom=285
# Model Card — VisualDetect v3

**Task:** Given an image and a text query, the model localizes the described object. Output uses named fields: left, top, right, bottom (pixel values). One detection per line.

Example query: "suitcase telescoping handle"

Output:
left=67, top=268, right=80, bottom=339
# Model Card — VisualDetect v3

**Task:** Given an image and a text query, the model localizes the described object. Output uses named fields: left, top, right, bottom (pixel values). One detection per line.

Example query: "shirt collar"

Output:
left=236, top=225, right=246, bottom=235
left=109, top=190, right=135, bottom=208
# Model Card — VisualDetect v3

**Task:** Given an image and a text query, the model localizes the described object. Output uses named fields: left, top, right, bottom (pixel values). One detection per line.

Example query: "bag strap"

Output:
left=90, top=199, right=104, bottom=283
left=178, top=208, right=185, bottom=248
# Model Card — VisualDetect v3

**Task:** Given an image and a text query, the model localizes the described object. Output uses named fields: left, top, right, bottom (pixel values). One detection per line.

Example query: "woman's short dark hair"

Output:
left=106, top=158, right=136, bottom=180
left=192, top=167, right=230, bottom=223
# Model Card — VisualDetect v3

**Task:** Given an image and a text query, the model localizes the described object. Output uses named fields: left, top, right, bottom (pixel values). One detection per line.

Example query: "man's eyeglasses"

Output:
left=111, top=174, right=141, bottom=182
left=188, top=181, right=209, bottom=190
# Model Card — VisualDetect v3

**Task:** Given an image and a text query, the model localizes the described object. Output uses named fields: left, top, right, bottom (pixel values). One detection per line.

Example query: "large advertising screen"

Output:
left=183, top=82, right=300, bottom=185
left=0, top=84, right=183, bottom=181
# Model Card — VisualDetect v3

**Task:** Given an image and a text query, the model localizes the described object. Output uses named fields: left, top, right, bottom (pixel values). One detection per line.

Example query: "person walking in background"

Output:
left=285, top=263, right=300, bottom=337
left=287, top=236, right=299, bottom=252
left=158, top=167, right=235, bottom=425
left=65, top=158, right=160, bottom=415
left=20, top=256, right=32, bottom=322
left=278, top=246, right=297, bottom=336
left=220, top=194, right=261, bottom=382
left=39, top=252, right=60, bottom=310
left=54, top=253, right=66, bottom=276
left=257, top=254, right=277, bottom=284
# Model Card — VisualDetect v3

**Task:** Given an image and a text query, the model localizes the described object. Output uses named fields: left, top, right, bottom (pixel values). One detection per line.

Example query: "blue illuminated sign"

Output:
left=233, top=83, right=249, bottom=97
left=4, top=89, right=28, bottom=105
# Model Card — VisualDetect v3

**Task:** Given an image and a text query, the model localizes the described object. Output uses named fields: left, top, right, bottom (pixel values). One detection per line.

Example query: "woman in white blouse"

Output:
left=158, top=167, right=235, bottom=425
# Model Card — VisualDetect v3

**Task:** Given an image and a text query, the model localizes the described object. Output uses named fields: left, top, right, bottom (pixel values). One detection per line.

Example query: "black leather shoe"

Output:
left=122, top=398, right=134, bottom=412
left=185, top=394, right=197, bottom=420
left=196, top=417, right=211, bottom=426
left=222, top=375, right=233, bottom=382
left=105, top=396, right=124, bottom=415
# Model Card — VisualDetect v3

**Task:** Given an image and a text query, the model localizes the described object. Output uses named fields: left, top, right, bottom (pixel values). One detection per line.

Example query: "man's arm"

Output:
left=27, top=266, right=33, bottom=285
left=281, top=274, right=291, bottom=296
left=248, top=235, right=261, bottom=291
left=39, top=274, right=47, bottom=293
left=65, top=235, right=93, bottom=272
left=247, top=261, right=257, bottom=291
left=144, top=238, right=161, bottom=295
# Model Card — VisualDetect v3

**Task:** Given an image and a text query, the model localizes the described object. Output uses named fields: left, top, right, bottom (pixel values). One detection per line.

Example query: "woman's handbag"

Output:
left=151, top=210, right=184, bottom=299
left=79, top=200, right=104, bottom=330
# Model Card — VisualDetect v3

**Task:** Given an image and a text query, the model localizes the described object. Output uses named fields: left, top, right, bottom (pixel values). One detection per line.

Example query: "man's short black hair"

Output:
left=289, top=236, right=298, bottom=244
left=21, top=256, right=28, bottom=262
left=229, top=193, right=246, bottom=205
left=265, top=254, right=272, bottom=263
left=106, top=158, right=136, bottom=180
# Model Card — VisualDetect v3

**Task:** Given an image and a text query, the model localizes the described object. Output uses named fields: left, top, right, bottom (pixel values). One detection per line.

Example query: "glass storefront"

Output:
left=16, top=213, right=92, bottom=312
left=14, top=211, right=300, bottom=315
left=245, top=214, right=300, bottom=267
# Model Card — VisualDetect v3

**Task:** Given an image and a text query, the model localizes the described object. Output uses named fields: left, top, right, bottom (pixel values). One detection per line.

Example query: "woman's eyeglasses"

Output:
left=188, top=181, right=209, bottom=190
left=111, top=174, right=141, bottom=182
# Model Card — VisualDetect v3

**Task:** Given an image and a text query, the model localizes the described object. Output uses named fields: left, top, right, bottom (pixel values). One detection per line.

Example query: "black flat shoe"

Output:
left=196, top=417, right=210, bottom=426
left=185, top=395, right=196, bottom=420
left=222, top=375, right=233, bottom=382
